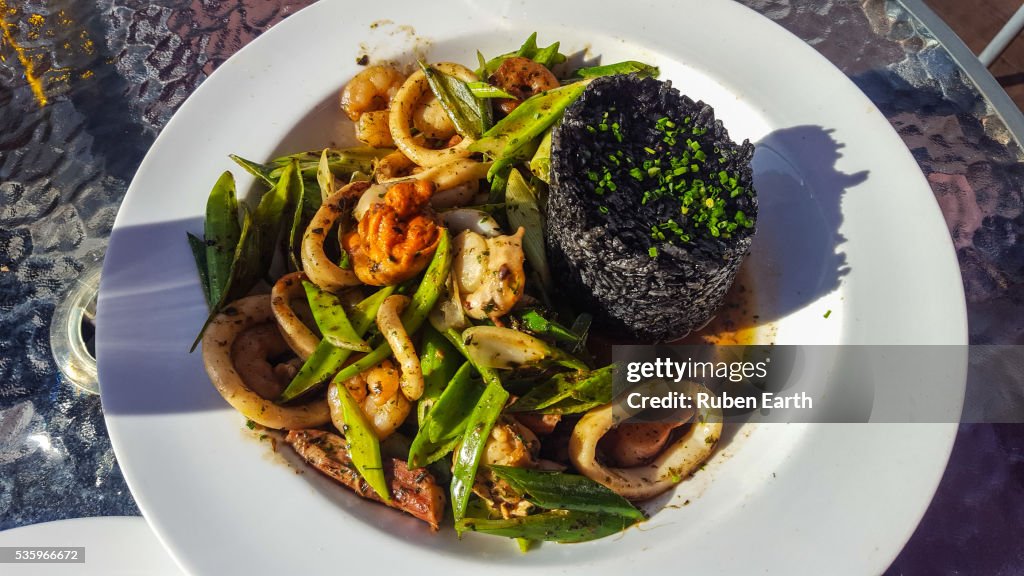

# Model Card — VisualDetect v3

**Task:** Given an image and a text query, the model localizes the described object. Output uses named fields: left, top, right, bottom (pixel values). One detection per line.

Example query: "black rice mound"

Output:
left=546, top=74, right=757, bottom=342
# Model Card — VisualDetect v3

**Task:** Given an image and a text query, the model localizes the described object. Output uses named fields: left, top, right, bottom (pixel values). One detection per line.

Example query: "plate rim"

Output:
left=97, top=0, right=968, bottom=574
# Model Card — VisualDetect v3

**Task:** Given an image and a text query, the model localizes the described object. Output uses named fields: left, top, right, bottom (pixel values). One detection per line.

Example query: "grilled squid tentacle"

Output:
left=270, top=272, right=319, bottom=360
left=202, top=295, right=330, bottom=429
left=569, top=385, right=722, bottom=501
left=389, top=62, right=478, bottom=167
left=301, top=181, right=368, bottom=292
left=376, top=295, right=424, bottom=401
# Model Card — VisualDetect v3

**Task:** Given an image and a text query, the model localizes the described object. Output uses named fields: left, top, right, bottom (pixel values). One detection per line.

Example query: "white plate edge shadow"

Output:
left=96, top=1, right=967, bottom=575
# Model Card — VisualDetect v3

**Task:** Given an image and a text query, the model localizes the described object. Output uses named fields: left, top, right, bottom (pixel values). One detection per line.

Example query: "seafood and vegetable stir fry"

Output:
left=189, top=34, right=724, bottom=548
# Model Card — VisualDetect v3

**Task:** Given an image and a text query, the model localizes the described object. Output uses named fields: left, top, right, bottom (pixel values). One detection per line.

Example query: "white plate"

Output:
left=0, top=517, right=180, bottom=575
left=96, top=0, right=967, bottom=574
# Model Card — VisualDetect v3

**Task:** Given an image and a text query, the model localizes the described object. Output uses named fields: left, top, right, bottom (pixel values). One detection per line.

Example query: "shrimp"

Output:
left=354, top=110, right=395, bottom=147
left=489, top=56, right=559, bottom=114
left=328, top=359, right=411, bottom=439
left=472, top=417, right=541, bottom=518
left=452, top=228, right=526, bottom=320
left=412, top=96, right=456, bottom=140
left=342, top=180, right=441, bottom=286
left=202, top=295, right=330, bottom=429
left=340, top=64, right=405, bottom=121
left=483, top=417, right=540, bottom=468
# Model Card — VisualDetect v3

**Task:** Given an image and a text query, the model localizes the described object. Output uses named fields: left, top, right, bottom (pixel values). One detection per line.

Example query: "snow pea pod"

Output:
left=417, top=325, right=463, bottom=424
left=301, top=280, right=370, bottom=352
left=408, top=362, right=482, bottom=468
left=488, top=465, right=644, bottom=520
left=572, top=60, right=659, bottom=79
left=336, top=383, right=390, bottom=502
left=469, top=80, right=590, bottom=163
left=450, top=380, right=508, bottom=523
left=507, top=364, right=613, bottom=414
left=456, top=510, right=635, bottom=543
left=204, top=171, right=241, bottom=308
left=278, top=285, right=394, bottom=403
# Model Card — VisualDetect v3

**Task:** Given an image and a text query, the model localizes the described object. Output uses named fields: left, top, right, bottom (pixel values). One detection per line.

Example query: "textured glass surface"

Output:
left=1, top=0, right=1021, bottom=572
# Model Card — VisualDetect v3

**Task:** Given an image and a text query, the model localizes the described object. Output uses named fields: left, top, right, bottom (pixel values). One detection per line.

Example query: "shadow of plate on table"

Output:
left=99, top=216, right=237, bottom=416
left=638, top=125, right=872, bottom=518
left=694, top=124, right=869, bottom=339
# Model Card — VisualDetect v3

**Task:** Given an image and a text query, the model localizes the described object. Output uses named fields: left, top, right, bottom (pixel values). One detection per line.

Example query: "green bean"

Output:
left=204, top=171, right=242, bottom=308
left=451, top=381, right=508, bottom=523
left=528, top=128, right=553, bottom=184
left=533, top=42, right=561, bottom=68
left=327, top=229, right=452, bottom=385
left=230, top=147, right=393, bottom=186
left=440, top=327, right=502, bottom=389
left=267, top=147, right=392, bottom=180
left=408, top=434, right=460, bottom=469
left=278, top=285, right=394, bottom=402
left=336, top=383, right=390, bottom=502
left=229, top=154, right=275, bottom=187
left=302, top=280, right=370, bottom=352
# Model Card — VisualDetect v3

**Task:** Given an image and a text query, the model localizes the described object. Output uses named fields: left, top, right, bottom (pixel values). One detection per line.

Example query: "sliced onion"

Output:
left=440, top=209, right=502, bottom=237
left=460, top=325, right=551, bottom=369
left=428, top=274, right=469, bottom=333
left=353, top=183, right=389, bottom=221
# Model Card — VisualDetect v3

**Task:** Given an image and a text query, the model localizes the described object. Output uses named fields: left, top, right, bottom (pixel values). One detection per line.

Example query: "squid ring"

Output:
left=378, top=158, right=491, bottom=210
left=202, top=295, right=330, bottom=429
left=270, top=272, right=319, bottom=360
left=569, top=386, right=722, bottom=501
left=389, top=62, right=478, bottom=167
left=376, top=295, right=424, bottom=401
left=301, top=181, right=368, bottom=292
left=377, top=158, right=491, bottom=191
